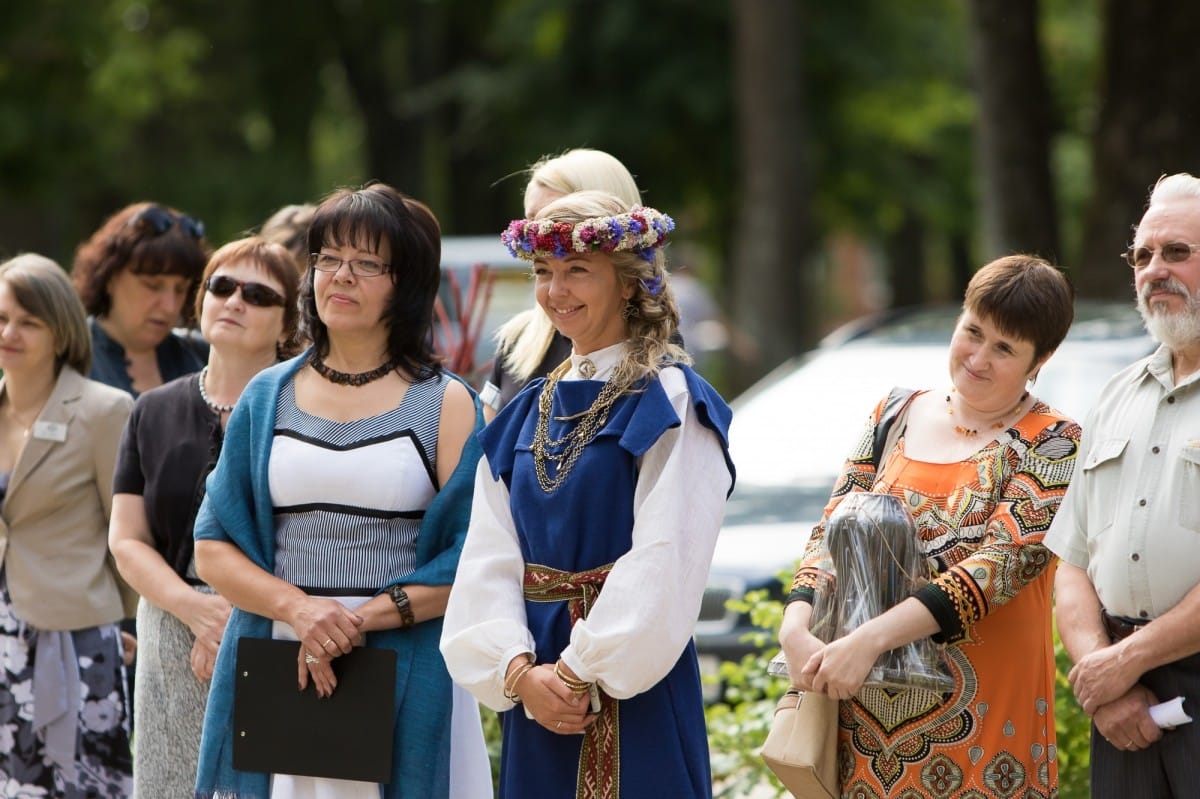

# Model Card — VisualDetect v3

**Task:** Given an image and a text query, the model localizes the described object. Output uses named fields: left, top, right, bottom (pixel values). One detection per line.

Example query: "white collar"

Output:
left=565, top=341, right=627, bottom=381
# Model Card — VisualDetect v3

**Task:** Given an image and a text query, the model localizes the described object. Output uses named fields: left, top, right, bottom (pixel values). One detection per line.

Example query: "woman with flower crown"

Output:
left=442, top=190, right=735, bottom=798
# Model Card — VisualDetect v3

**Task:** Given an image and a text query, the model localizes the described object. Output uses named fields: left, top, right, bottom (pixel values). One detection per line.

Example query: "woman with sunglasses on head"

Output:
left=73, top=201, right=211, bottom=732
left=0, top=254, right=136, bottom=797
left=73, top=201, right=211, bottom=397
left=192, top=183, right=488, bottom=799
left=108, top=237, right=300, bottom=799
left=442, top=191, right=735, bottom=798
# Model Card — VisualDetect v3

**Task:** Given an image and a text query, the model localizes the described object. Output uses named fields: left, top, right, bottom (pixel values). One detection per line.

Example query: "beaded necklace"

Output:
left=944, top=390, right=1028, bottom=437
left=309, top=352, right=397, bottom=387
left=531, top=360, right=626, bottom=493
left=198, top=366, right=235, bottom=414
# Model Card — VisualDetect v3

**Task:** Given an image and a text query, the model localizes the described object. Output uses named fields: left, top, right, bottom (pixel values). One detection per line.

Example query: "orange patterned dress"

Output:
left=792, top=394, right=1080, bottom=799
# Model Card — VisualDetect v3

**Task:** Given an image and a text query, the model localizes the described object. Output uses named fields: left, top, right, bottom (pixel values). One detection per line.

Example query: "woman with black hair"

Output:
left=191, top=183, right=486, bottom=798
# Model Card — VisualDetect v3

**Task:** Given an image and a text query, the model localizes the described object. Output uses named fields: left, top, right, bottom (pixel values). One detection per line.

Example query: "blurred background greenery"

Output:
left=3, top=2, right=1183, bottom=792
left=4, top=0, right=1199, bottom=393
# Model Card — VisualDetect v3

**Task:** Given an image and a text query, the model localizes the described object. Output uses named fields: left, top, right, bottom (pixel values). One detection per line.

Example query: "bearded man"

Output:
left=1046, top=172, right=1200, bottom=798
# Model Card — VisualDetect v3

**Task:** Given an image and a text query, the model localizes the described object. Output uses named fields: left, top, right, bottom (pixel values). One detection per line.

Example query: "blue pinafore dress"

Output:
left=480, top=365, right=732, bottom=799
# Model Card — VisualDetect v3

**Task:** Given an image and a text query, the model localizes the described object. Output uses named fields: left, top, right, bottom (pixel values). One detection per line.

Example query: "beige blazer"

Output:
left=0, top=366, right=136, bottom=630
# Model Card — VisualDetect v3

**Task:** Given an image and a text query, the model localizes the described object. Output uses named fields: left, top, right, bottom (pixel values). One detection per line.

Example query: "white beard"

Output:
left=1137, top=278, right=1200, bottom=349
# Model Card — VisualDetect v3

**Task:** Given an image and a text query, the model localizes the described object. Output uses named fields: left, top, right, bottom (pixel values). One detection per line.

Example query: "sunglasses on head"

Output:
left=131, top=205, right=206, bottom=240
left=205, top=275, right=285, bottom=307
left=1123, top=241, right=1200, bottom=269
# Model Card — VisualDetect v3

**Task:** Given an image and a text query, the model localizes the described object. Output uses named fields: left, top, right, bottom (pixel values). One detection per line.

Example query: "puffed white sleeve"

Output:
left=559, top=367, right=732, bottom=699
left=440, top=457, right=536, bottom=711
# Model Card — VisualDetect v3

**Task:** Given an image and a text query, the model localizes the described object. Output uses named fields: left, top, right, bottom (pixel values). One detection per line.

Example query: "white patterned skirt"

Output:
left=0, top=567, right=132, bottom=798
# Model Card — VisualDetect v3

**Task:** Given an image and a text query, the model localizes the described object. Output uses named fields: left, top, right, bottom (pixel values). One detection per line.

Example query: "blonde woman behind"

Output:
left=480, top=148, right=641, bottom=418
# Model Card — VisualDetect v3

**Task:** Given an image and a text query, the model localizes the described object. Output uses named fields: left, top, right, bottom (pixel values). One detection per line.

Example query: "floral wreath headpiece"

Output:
left=501, top=206, right=675, bottom=265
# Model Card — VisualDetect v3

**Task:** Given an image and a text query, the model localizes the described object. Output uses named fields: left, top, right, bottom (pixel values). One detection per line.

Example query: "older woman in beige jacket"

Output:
left=0, top=254, right=135, bottom=797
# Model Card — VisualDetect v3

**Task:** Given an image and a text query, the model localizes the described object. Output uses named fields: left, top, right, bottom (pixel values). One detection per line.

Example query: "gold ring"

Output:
left=322, top=638, right=335, bottom=649
left=304, top=652, right=320, bottom=665
left=1127, top=740, right=1135, bottom=748
left=556, top=720, right=563, bottom=730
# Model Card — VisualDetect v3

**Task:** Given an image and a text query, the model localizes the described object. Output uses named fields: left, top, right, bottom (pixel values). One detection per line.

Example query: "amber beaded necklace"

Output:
left=945, top=389, right=1028, bottom=437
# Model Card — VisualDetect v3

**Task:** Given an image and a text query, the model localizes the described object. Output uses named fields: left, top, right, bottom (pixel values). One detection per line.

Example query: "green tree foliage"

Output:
left=0, top=0, right=1175, bottom=372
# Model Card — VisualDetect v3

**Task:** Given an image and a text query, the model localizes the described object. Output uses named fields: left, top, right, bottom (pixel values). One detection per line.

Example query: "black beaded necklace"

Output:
left=309, top=351, right=397, bottom=387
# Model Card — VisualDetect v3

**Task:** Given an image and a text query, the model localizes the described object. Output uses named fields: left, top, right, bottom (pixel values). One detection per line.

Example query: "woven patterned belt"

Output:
left=524, top=562, right=619, bottom=799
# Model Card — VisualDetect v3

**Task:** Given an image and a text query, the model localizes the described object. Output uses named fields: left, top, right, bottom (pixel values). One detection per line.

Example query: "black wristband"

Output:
left=387, top=584, right=416, bottom=628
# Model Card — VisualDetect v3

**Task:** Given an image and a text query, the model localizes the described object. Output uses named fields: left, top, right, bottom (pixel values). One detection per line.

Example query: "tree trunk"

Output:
left=730, top=0, right=810, bottom=389
left=966, top=0, right=1060, bottom=262
left=324, top=1, right=441, bottom=196
left=1079, top=0, right=1200, bottom=298
left=884, top=208, right=927, bottom=308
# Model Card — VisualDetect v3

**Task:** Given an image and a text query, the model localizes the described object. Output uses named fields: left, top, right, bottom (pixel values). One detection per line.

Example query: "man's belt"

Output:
left=1101, top=608, right=1149, bottom=642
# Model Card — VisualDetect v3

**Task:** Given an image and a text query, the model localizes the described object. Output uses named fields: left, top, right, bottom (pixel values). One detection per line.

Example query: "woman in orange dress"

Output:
left=779, top=254, right=1080, bottom=798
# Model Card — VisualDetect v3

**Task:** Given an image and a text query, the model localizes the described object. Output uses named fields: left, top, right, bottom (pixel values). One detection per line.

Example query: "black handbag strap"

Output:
left=871, top=387, right=918, bottom=472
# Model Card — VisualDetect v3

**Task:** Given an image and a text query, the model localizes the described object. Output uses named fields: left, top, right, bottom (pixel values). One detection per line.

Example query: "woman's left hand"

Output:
left=190, top=636, right=217, bottom=682
left=801, top=631, right=881, bottom=700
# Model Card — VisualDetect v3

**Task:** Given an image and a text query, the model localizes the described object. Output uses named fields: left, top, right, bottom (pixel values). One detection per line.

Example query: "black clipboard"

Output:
left=233, top=637, right=397, bottom=783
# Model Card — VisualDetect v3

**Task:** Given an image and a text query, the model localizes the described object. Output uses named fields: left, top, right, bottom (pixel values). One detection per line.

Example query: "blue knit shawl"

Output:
left=192, top=352, right=483, bottom=799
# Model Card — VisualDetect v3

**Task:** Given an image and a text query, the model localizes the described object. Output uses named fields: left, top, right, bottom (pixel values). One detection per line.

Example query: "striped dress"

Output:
left=269, top=375, right=444, bottom=593
left=265, top=373, right=489, bottom=799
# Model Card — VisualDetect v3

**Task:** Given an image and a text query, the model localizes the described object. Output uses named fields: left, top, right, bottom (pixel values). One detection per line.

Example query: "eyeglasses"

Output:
left=1123, top=242, right=1200, bottom=269
left=308, top=252, right=389, bottom=277
left=130, top=205, right=206, bottom=240
left=205, top=275, right=285, bottom=307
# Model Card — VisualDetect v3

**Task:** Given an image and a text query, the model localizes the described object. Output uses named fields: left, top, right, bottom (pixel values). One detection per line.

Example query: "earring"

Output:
left=622, top=302, right=636, bottom=319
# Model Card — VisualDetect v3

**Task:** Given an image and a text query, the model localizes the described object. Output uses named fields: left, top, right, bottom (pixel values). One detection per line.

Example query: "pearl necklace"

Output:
left=945, top=390, right=1028, bottom=437
left=198, top=366, right=235, bottom=414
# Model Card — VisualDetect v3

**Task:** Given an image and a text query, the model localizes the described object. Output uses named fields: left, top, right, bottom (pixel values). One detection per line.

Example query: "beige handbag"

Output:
left=761, top=687, right=838, bottom=798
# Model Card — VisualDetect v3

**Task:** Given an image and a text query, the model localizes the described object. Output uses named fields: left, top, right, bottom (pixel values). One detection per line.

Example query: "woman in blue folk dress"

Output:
left=442, top=190, right=735, bottom=799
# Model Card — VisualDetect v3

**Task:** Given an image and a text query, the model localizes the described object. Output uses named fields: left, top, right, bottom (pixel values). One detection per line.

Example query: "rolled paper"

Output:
left=1149, top=696, right=1192, bottom=729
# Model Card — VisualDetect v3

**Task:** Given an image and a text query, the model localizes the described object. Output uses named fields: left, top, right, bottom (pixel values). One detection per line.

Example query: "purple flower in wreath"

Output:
left=640, top=274, right=664, bottom=296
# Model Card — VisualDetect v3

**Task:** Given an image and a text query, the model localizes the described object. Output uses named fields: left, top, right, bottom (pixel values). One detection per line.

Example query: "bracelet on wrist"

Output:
left=503, top=656, right=536, bottom=702
left=386, top=584, right=416, bottom=628
left=554, top=660, right=592, bottom=694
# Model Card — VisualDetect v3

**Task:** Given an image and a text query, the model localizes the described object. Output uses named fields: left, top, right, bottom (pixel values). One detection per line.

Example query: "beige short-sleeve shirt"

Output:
left=1045, top=344, right=1200, bottom=619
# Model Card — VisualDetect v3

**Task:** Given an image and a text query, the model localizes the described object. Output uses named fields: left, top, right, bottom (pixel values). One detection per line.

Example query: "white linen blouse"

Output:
left=441, top=342, right=731, bottom=708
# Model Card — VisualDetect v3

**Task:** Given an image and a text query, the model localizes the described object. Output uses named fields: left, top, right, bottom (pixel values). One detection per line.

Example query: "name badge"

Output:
left=31, top=421, right=67, bottom=442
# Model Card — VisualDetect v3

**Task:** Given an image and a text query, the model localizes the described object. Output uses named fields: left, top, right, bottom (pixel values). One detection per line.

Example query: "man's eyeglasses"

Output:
left=308, top=253, right=389, bottom=277
left=205, top=275, right=285, bottom=308
left=1123, top=242, right=1200, bottom=270
left=131, top=205, right=206, bottom=240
